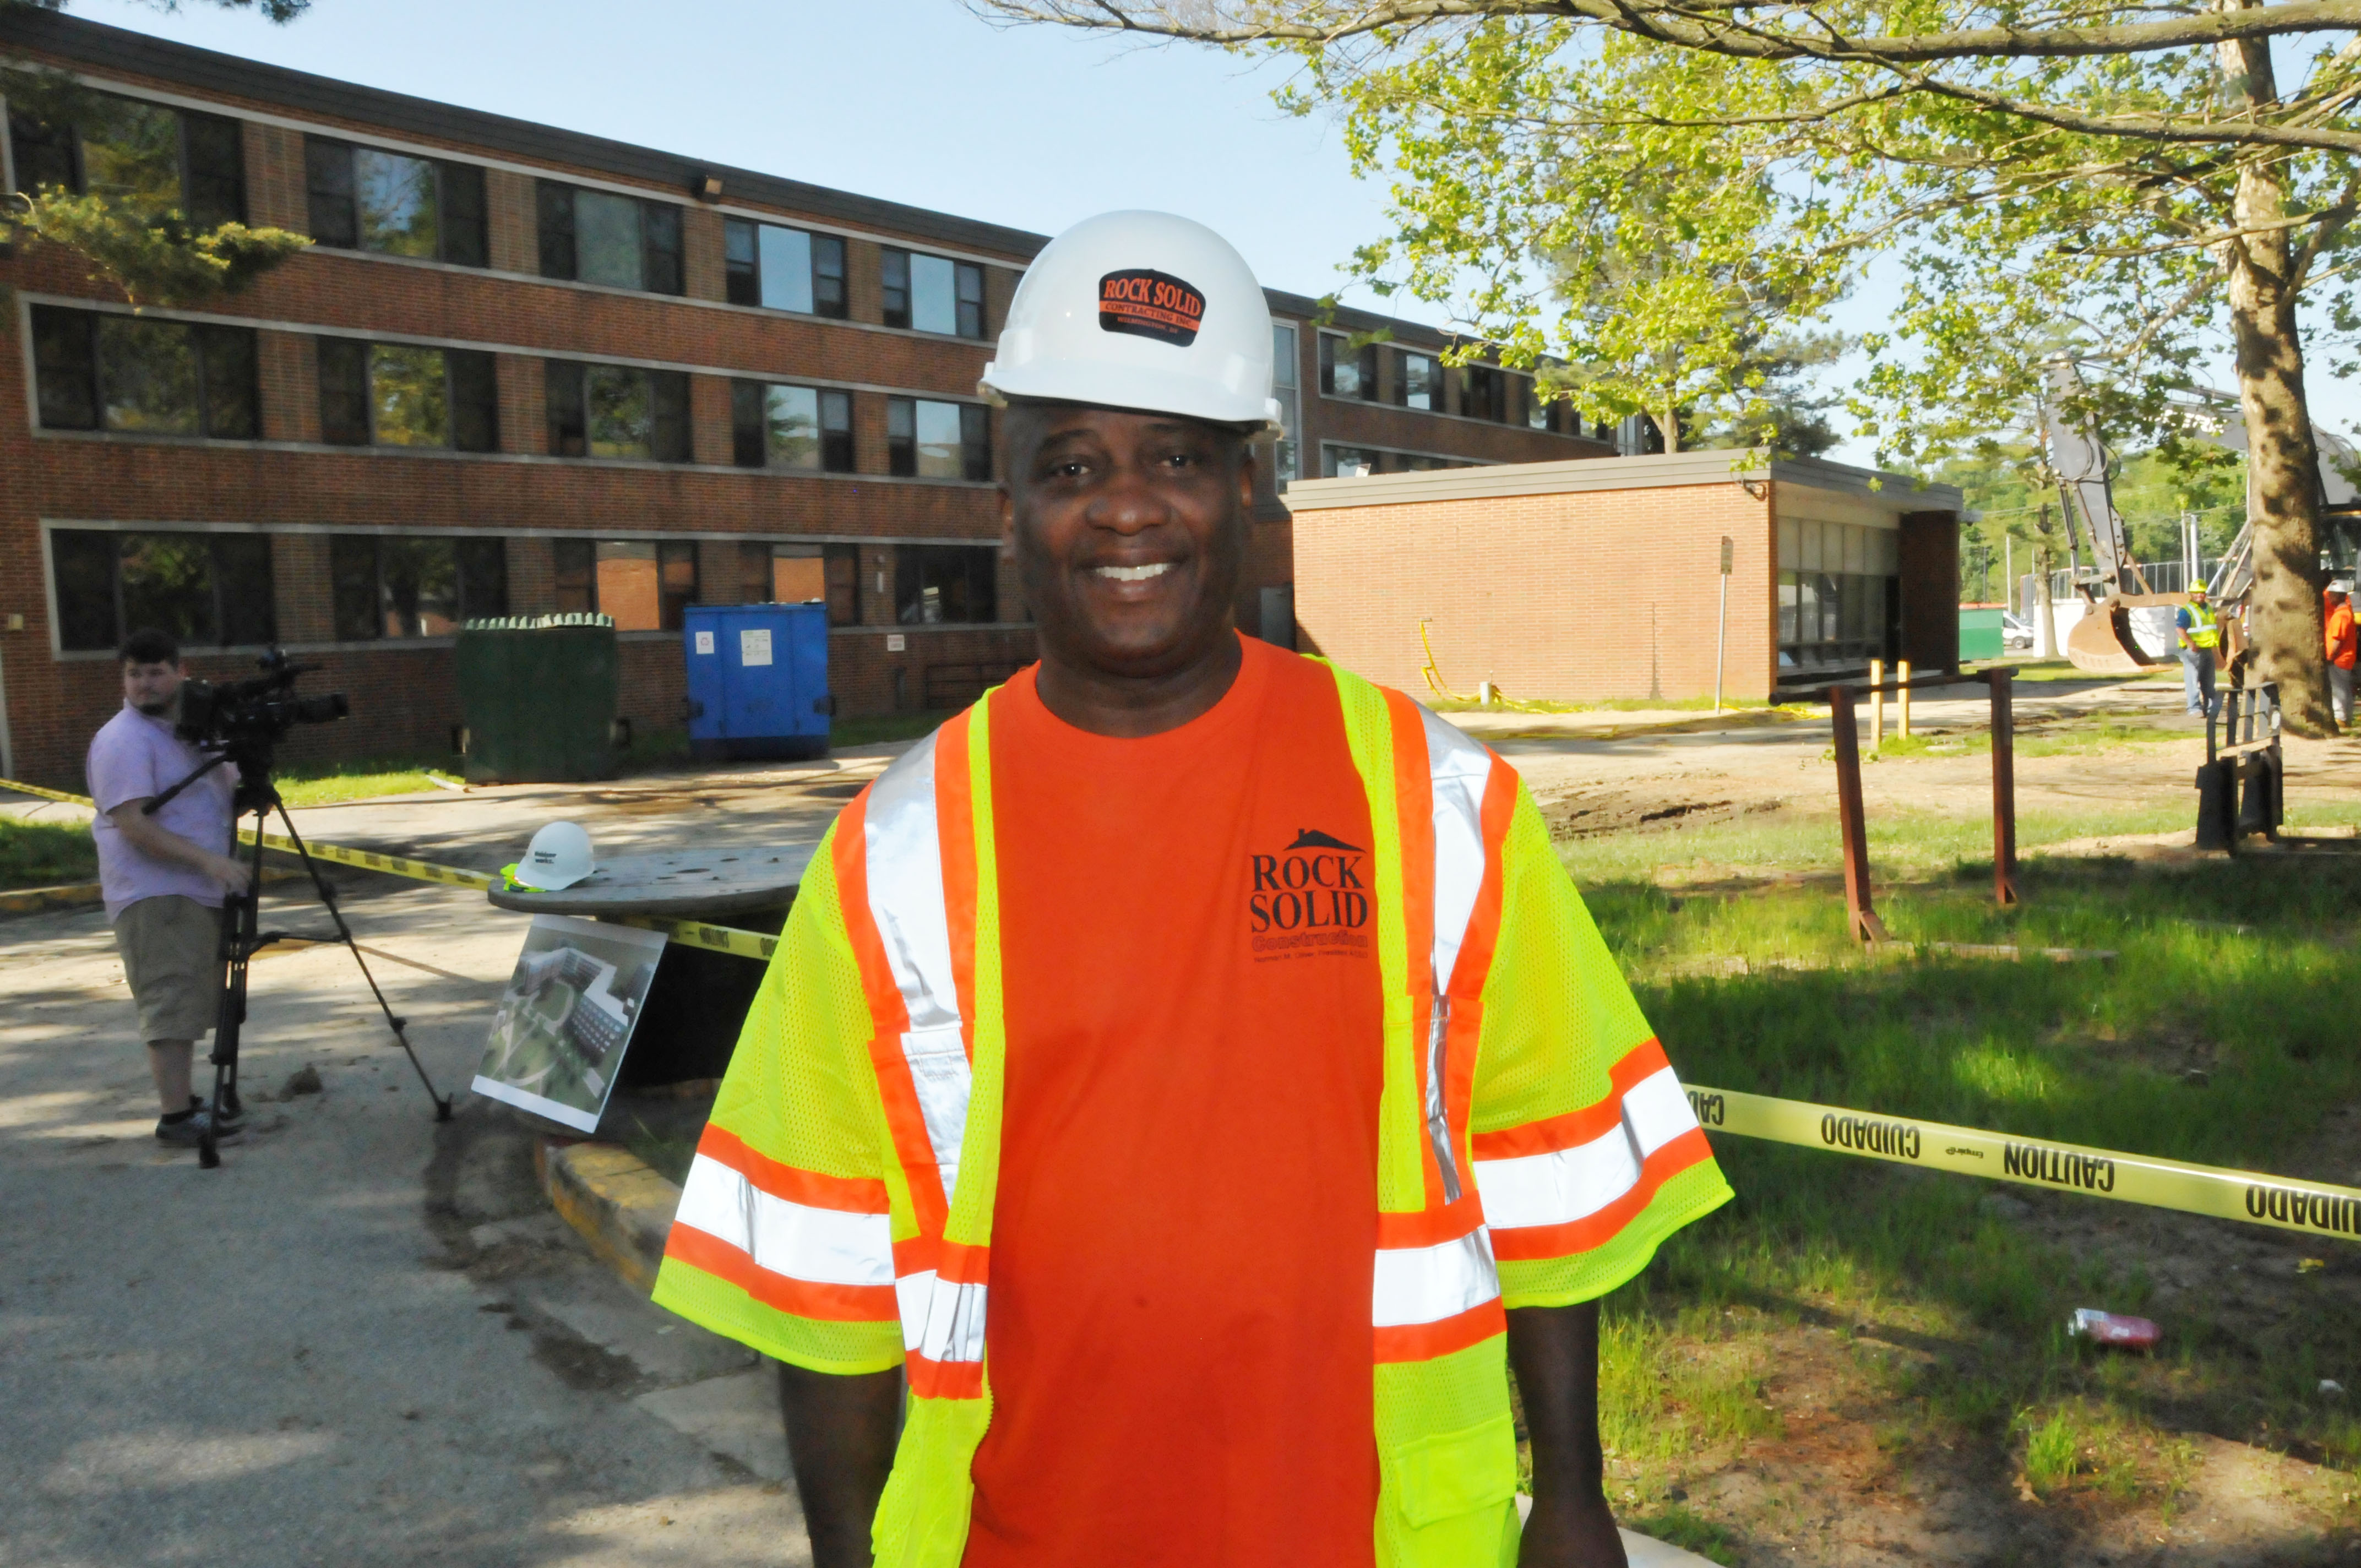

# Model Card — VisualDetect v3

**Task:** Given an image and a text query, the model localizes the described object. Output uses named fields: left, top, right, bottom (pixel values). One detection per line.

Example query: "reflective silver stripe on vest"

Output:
left=1373, top=1226, right=1500, bottom=1329
left=863, top=732, right=972, bottom=1202
left=1419, top=705, right=1494, bottom=1204
left=897, top=1270, right=989, bottom=1363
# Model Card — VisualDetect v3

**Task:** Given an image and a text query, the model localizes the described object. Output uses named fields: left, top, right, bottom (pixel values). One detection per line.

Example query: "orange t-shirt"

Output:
left=2326, top=599, right=2356, bottom=668
left=965, top=635, right=1384, bottom=1568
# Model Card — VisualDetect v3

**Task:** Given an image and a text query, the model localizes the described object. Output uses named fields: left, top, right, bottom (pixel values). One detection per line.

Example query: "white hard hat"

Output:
left=2332, top=579, right=2354, bottom=594
left=980, top=210, right=1283, bottom=432
left=515, top=821, right=594, bottom=890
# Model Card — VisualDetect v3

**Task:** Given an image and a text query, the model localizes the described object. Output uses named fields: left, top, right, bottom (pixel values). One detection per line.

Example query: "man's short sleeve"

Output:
left=86, top=716, right=157, bottom=815
left=650, top=827, right=906, bottom=1373
left=1469, top=786, right=1732, bottom=1309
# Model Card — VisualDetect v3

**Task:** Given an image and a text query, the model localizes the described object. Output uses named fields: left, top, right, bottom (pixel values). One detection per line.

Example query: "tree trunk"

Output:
left=2221, top=17, right=2334, bottom=734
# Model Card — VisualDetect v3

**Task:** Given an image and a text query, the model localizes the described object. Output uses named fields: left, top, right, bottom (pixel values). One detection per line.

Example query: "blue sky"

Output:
left=66, top=0, right=2355, bottom=471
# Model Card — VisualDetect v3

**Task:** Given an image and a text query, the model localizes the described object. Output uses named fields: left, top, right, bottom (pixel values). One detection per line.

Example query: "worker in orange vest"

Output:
left=649, top=212, right=1731, bottom=1568
left=2325, top=579, right=2355, bottom=725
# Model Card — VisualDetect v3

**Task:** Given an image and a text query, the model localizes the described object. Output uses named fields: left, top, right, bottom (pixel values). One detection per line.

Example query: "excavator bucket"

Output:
left=2065, top=602, right=2163, bottom=675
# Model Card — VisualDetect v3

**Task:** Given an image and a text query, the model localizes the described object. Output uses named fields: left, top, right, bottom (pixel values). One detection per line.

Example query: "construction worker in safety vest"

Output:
left=2324, top=579, right=2355, bottom=726
left=650, top=210, right=1732, bottom=1568
left=2177, top=581, right=2220, bottom=717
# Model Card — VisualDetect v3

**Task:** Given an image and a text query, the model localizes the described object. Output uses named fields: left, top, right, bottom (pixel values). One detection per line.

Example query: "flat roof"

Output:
left=1, top=9, right=1467, bottom=349
left=1281, top=449, right=1965, bottom=513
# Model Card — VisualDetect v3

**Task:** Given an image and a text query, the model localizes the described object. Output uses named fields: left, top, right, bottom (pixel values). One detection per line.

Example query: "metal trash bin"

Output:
left=1958, top=607, right=2005, bottom=663
left=683, top=602, right=833, bottom=762
left=455, top=614, right=619, bottom=783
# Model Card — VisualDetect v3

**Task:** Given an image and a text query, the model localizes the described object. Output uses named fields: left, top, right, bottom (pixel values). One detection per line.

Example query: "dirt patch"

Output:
left=1535, top=785, right=1791, bottom=840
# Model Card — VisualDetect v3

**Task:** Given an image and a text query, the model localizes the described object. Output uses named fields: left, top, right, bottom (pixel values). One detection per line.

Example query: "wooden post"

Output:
left=1830, top=687, right=1889, bottom=943
left=1897, top=660, right=1913, bottom=738
left=1989, top=667, right=2019, bottom=906
left=1869, top=658, right=1884, bottom=750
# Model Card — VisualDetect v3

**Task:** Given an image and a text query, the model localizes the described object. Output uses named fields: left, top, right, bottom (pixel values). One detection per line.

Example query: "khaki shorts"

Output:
left=114, top=895, right=226, bottom=1043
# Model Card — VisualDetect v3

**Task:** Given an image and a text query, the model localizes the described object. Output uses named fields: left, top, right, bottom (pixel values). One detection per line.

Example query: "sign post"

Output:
left=1713, top=536, right=1733, bottom=713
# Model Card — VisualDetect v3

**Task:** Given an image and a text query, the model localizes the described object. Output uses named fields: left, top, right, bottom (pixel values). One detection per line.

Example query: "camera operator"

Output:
left=87, top=629, right=250, bottom=1148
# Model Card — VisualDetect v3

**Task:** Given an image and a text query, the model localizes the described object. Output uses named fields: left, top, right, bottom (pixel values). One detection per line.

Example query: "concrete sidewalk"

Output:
left=0, top=882, right=804, bottom=1567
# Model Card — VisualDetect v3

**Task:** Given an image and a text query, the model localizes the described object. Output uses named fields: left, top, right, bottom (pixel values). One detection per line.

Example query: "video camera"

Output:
left=176, top=647, right=349, bottom=756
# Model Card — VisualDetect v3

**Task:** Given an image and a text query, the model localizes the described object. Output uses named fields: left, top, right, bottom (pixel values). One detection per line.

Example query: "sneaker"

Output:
left=191, top=1092, right=245, bottom=1133
left=155, top=1109, right=243, bottom=1148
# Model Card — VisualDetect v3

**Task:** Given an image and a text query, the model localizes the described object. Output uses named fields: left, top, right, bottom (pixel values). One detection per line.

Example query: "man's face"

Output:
left=122, top=658, right=184, bottom=717
left=1002, top=404, right=1254, bottom=679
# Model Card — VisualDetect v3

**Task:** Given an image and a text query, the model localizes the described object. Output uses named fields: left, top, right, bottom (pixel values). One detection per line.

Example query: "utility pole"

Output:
left=1713, top=536, right=1733, bottom=713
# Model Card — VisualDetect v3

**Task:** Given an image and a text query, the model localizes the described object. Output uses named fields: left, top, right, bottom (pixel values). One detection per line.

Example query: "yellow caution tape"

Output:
left=1688, top=1085, right=2361, bottom=1245
left=13, top=771, right=2344, bottom=1239
left=0, top=777, right=775, bottom=962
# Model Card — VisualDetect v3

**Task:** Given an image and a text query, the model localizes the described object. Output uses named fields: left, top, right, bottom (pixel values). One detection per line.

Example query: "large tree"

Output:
left=980, top=0, right=2361, bottom=733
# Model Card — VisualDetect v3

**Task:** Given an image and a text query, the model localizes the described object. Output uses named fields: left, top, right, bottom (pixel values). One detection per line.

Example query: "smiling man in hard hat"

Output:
left=651, top=211, right=1730, bottom=1568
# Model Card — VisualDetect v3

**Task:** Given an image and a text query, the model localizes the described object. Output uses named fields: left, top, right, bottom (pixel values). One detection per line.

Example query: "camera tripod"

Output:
left=149, top=755, right=453, bottom=1168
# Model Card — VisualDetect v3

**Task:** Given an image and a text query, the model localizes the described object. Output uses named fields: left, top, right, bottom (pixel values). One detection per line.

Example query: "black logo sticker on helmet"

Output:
left=1098, top=269, right=1204, bottom=348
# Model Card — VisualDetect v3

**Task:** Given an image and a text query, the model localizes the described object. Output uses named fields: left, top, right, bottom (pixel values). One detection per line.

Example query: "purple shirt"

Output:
left=87, top=703, right=238, bottom=922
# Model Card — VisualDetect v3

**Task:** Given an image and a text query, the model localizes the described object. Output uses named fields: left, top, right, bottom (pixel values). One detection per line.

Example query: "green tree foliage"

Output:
left=3, top=3, right=311, bottom=306
left=978, top=0, right=2361, bottom=732
left=14, top=187, right=307, bottom=307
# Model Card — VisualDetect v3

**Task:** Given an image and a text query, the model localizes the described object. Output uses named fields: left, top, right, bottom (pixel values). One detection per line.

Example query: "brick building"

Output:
left=0, top=12, right=1606, bottom=788
left=1287, top=453, right=1965, bottom=704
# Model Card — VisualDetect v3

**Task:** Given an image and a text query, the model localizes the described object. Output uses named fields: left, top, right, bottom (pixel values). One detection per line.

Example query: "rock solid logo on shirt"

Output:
left=1249, top=829, right=1372, bottom=959
left=1098, top=269, right=1205, bottom=347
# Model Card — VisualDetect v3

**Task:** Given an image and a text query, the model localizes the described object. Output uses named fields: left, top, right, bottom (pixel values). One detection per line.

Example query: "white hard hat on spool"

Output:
left=515, top=821, right=595, bottom=890
left=978, top=210, right=1284, bottom=433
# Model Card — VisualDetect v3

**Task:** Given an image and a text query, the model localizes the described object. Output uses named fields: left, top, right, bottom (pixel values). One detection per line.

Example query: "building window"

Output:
left=545, top=361, right=692, bottom=461
left=1776, top=519, right=1901, bottom=673
left=729, top=380, right=855, bottom=472
left=887, top=398, right=990, bottom=481
left=9, top=90, right=244, bottom=227
left=1270, top=323, right=1301, bottom=485
left=881, top=248, right=986, bottom=337
left=743, top=542, right=829, bottom=605
left=553, top=538, right=595, bottom=613
left=535, top=181, right=683, bottom=295
left=317, top=339, right=498, bottom=450
left=50, top=529, right=274, bottom=652
left=561, top=540, right=695, bottom=631
left=824, top=543, right=862, bottom=627
left=303, top=139, right=487, bottom=267
left=329, top=534, right=507, bottom=639
left=1319, top=333, right=1377, bottom=400
left=1463, top=364, right=1509, bottom=423
left=895, top=544, right=998, bottom=625
left=31, top=306, right=258, bottom=439
left=722, top=219, right=847, bottom=317
left=1322, top=445, right=1378, bottom=478
left=1395, top=351, right=1438, bottom=412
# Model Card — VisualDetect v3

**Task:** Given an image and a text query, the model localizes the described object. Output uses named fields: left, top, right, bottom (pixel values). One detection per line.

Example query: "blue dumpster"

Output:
left=683, top=602, right=833, bottom=761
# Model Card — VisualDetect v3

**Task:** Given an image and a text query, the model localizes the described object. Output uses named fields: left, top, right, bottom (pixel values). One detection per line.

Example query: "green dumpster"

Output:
left=455, top=614, right=619, bottom=783
left=1959, top=607, right=2006, bottom=663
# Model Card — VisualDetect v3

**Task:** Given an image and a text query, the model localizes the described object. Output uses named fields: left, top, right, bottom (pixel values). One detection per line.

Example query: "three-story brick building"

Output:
left=0, top=12, right=1608, bottom=788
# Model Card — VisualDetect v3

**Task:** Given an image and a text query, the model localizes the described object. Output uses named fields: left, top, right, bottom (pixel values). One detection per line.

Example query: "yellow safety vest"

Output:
left=2183, top=602, right=2219, bottom=650
left=653, top=660, right=1731, bottom=1567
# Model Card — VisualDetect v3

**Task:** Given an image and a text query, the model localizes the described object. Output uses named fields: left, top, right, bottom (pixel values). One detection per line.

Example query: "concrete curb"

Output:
left=0, top=881, right=103, bottom=917
left=535, top=1136, right=682, bottom=1292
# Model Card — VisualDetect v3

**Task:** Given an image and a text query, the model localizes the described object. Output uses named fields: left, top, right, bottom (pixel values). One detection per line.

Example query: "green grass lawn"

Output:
left=0, top=819, right=98, bottom=890
left=1571, top=831, right=2361, bottom=1535
left=275, top=756, right=466, bottom=807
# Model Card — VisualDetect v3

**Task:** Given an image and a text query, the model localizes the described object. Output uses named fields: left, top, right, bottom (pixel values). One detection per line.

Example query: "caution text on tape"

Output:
left=1687, top=1085, right=2361, bottom=1245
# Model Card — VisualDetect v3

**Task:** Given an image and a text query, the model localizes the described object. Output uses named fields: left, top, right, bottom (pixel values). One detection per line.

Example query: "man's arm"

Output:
left=1506, top=1303, right=1628, bottom=1568
left=777, top=1362, right=902, bottom=1568
left=106, top=799, right=251, bottom=896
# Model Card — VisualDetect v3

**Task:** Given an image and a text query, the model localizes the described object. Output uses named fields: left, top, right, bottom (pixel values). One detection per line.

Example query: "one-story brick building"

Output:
left=1287, top=451, right=1965, bottom=704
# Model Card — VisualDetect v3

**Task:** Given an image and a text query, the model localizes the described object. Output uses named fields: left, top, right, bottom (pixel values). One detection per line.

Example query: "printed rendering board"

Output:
left=474, top=913, right=666, bottom=1133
